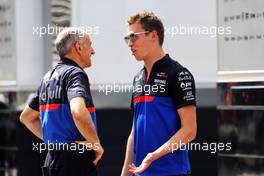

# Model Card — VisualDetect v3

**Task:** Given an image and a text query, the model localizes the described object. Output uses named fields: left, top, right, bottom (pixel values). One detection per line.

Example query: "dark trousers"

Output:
left=42, top=149, right=97, bottom=176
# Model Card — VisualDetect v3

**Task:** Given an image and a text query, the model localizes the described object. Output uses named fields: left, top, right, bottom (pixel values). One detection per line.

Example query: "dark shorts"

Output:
left=42, top=149, right=97, bottom=176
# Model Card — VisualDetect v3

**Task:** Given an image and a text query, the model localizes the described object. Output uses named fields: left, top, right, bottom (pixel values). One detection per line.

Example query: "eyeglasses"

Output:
left=124, top=31, right=150, bottom=44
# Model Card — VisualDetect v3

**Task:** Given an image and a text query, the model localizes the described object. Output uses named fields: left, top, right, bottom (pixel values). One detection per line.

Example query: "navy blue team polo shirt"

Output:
left=131, top=54, right=196, bottom=176
left=29, top=57, right=97, bottom=144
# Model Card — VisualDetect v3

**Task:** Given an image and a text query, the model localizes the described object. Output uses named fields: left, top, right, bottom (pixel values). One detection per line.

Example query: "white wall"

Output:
left=218, top=0, right=264, bottom=71
left=72, top=0, right=217, bottom=88
left=0, top=0, right=16, bottom=85
left=1, top=0, right=217, bottom=90
left=15, top=0, right=45, bottom=90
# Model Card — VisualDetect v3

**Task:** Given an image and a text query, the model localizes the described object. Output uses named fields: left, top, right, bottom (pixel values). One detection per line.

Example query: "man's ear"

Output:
left=151, top=30, right=158, bottom=41
left=74, top=42, right=82, bottom=55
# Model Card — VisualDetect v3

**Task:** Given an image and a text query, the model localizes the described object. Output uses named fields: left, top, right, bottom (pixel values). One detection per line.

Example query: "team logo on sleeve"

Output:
left=180, top=82, right=192, bottom=91
left=178, top=71, right=192, bottom=81
left=183, top=91, right=195, bottom=101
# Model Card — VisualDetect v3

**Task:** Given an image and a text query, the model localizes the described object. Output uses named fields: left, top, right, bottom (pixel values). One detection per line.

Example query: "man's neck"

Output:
left=144, top=48, right=165, bottom=76
left=64, top=53, right=83, bottom=69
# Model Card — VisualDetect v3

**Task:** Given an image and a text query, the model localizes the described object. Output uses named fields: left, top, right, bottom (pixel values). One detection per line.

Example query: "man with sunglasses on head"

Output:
left=121, top=12, right=197, bottom=176
left=19, top=27, right=104, bottom=176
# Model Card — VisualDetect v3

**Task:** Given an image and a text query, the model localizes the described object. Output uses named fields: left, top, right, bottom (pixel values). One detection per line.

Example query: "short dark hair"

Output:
left=127, top=11, right=164, bottom=46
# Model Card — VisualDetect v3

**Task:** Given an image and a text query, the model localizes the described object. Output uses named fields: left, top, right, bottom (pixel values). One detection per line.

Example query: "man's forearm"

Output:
left=20, top=106, right=42, bottom=140
left=152, top=127, right=195, bottom=161
left=72, top=112, right=100, bottom=146
left=152, top=106, right=197, bottom=161
left=23, top=118, right=43, bottom=140
left=70, top=97, right=101, bottom=147
left=121, top=134, right=135, bottom=176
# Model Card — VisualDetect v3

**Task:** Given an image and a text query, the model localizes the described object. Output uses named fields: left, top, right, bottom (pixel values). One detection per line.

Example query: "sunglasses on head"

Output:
left=124, top=31, right=151, bottom=44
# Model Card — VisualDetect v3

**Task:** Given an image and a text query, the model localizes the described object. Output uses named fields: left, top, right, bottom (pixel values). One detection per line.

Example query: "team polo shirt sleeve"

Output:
left=66, top=71, right=90, bottom=102
left=171, top=68, right=196, bottom=109
left=28, top=88, right=40, bottom=111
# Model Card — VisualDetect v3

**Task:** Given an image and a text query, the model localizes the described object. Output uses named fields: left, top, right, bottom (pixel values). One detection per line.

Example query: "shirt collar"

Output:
left=59, top=57, right=83, bottom=69
left=153, top=53, right=170, bottom=66
left=143, top=54, right=170, bottom=71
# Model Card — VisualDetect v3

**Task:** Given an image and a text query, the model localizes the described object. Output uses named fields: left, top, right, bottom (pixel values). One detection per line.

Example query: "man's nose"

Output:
left=128, top=40, right=133, bottom=47
left=91, top=48, right=95, bottom=55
